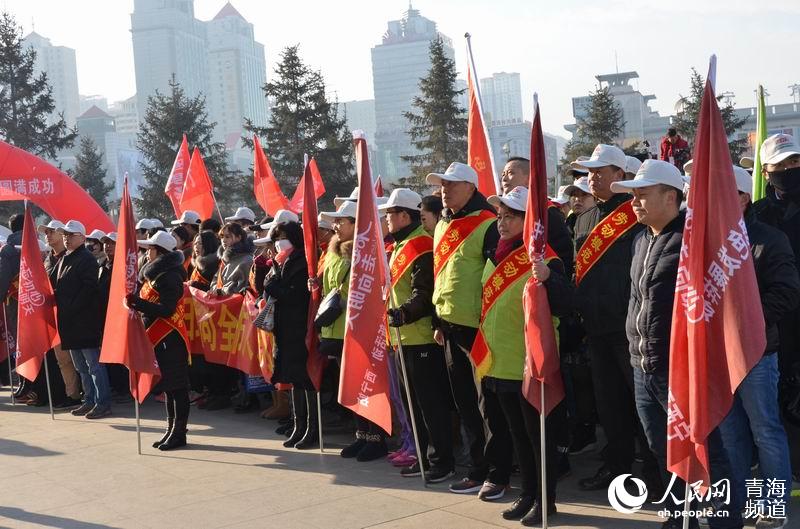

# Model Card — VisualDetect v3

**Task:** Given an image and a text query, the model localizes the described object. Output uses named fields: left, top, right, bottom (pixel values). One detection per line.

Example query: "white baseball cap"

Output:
left=149, top=218, right=164, bottom=229
left=37, top=220, right=65, bottom=233
left=610, top=159, right=684, bottom=193
left=260, top=209, right=299, bottom=230
left=0, top=226, right=11, bottom=239
left=571, top=144, right=627, bottom=171
left=225, top=206, right=256, bottom=223
left=550, top=185, right=571, bottom=205
left=564, top=176, right=591, bottom=196
left=683, top=165, right=753, bottom=196
left=253, top=235, right=273, bottom=246
left=57, top=220, right=87, bottom=236
left=426, top=162, right=479, bottom=186
left=739, top=156, right=754, bottom=169
left=625, top=156, right=643, bottom=177
left=138, top=230, right=177, bottom=252
left=320, top=200, right=358, bottom=222
left=760, top=134, right=800, bottom=166
left=317, top=213, right=333, bottom=231
left=171, top=210, right=201, bottom=226
left=87, top=229, right=106, bottom=241
left=101, top=232, right=118, bottom=243
left=488, top=186, right=528, bottom=212
left=569, top=156, right=590, bottom=174
left=135, top=218, right=154, bottom=231
left=334, top=187, right=359, bottom=208
left=683, top=159, right=694, bottom=178
left=378, top=188, right=422, bottom=212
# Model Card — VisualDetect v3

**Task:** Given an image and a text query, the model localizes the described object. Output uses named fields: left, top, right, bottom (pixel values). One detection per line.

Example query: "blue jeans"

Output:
left=719, top=354, right=791, bottom=513
left=69, top=348, right=111, bottom=408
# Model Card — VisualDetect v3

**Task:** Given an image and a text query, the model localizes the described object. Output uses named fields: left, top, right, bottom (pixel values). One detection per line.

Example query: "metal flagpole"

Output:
left=682, top=482, right=691, bottom=529
left=43, top=354, right=54, bottom=420
left=392, top=330, right=427, bottom=488
left=3, top=306, right=14, bottom=404
left=135, top=397, right=142, bottom=455
left=317, top=391, right=324, bottom=453
left=540, top=384, right=548, bottom=529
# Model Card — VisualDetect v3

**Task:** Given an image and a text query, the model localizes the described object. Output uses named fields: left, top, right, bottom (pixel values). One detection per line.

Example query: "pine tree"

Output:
left=72, top=136, right=113, bottom=210
left=136, top=77, right=246, bottom=220
left=401, top=37, right=467, bottom=190
left=243, top=45, right=354, bottom=205
left=672, top=68, right=748, bottom=161
left=562, top=85, right=625, bottom=166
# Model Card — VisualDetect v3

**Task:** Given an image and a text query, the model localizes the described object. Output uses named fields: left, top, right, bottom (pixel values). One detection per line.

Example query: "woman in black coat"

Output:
left=126, top=232, right=191, bottom=451
left=262, top=221, right=316, bottom=449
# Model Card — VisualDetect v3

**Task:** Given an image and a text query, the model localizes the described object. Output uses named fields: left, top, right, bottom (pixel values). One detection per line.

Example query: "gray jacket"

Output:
left=216, top=238, right=254, bottom=295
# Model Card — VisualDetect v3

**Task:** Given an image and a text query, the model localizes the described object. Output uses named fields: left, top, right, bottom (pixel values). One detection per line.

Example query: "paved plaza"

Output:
left=1, top=387, right=798, bottom=529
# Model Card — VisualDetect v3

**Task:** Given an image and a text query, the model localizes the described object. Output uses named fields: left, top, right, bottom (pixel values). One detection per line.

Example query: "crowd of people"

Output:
left=2, top=132, right=800, bottom=529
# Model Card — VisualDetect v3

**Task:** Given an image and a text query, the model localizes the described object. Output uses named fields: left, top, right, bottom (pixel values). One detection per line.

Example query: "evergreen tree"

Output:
left=136, top=77, right=246, bottom=220
left=0, top=12, right=76, bottom=160
left=672, top=68, right=748, bottom=161
left=562, top=85, right=625, bottom=165
left=401, top=37, right=467, bottom=190
left=243, top=45, right=354, bottom=205
left=72, top=136, right=113, bottom=210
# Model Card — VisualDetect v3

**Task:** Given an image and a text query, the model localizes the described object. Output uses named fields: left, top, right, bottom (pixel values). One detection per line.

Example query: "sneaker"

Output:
left=449, top=478, right=483, bottom=495
left=425, top=466, right=456, bottom=484
left=478, top=481, right=509, bottom=501
left=755, top=516, right=788, bottom=529
left=71, top=402, right=94, bottom=416
left=85, top=405, right=112, bottom=419
left=400, top=462, right=421, bottom=477
left=53, top=397, right=82, bottom=410
left=391, top=453, right=418, bottom=467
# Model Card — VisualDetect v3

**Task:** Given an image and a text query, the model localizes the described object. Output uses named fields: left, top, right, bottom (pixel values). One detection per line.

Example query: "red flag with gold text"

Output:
left=466, top=53, right=498, bottom=196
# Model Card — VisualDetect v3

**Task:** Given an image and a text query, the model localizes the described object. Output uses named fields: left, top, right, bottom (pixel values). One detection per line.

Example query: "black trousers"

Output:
left=497, top=388, right=565, bottom=502
left=165, top=389, right=190, bottom=422
left=30, top=349, right=67, bottom=404
left=481, top=378, right=515, bottom=486
left=440, top=321, right=488, bottom=482
left=401, top=343, right=454, bottom=470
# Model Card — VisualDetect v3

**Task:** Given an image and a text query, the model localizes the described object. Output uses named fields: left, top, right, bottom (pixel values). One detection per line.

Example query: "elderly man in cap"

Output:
left=171, top=210, right=202, bottom=241
left=425, top=162, right=503, bottom=496
left=752, top=133, right=800, bottom=483
left=55, top=220, right=110, bottom=419
left=571, top=144, right=659, bottom=492
left=224, top=207, right=256, bottom=227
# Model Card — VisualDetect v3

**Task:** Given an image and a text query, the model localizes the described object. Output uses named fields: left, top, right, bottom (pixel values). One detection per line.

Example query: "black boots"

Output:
left=341, top=431, right=367, bottom=458
left=159, top=419, right=188, bottom=451
left=283, top=389, right=307, bottom=447
left=157, top=391, right=189, bottom=451
left=294, top=391, right=319, bottom=450
left=356, top=433, right=388, bottom=462
left=153, top=417, right=174, bottom=448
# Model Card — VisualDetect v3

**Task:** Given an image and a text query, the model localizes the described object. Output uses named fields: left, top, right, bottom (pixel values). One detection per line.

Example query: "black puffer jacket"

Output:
left=54, top=245, right=102, bottom=350
left=129, top=250, right=189, bottom=392
left=574, top=193, right=644, bottom=337
left=626, top=212, right=685, bottom=373
left=0, top=231, right=22, bottom=302
left=547, top=205, right=575, bottom=278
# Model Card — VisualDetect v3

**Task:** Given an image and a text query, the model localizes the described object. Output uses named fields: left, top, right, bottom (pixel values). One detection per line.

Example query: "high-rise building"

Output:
left=371, top=6, right=453, bottom=181
left=480, top=72, right=523, bottom=126
left=22, top=32, right=80, bottom=128
left=79, top=95, right=108, bottom=114
left=108, top=96, right=140, bottom=135
left=131, top=0, right=210, bottom=125
left=338, top=100, right=376, bottom=145
left=206, top=2, right=268, bottom=141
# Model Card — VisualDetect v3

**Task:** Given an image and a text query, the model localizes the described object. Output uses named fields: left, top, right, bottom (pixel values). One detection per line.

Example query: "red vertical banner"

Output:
left=253, top=135, right=291, bottom=216
left=338, top=133, right=392, bottom=434
left=100, top=178, right=161, bottom=402
left=179, top=148, right=216, bottom=220
left=164, top=134, right=190, bottom=217
left=667, top=57, right=766, bottom=487
left=15, top=204, right=59, bottom=382
left=465, top=35, right=499, bottom=197
left=300, top=159, right=325, bottom=390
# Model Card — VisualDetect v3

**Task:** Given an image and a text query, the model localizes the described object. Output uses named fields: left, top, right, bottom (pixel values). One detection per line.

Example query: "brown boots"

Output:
left=261, top=390, right=290, bottom=420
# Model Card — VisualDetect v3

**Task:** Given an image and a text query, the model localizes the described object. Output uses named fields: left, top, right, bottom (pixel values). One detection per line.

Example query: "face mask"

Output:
left=769, top=166, right=800, bottom=195
left=274, top=239, right=293, bottom=253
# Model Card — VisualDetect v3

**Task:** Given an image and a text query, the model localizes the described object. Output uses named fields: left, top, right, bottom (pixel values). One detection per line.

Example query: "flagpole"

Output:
left=682, top=482, right=690, bottom=529
left=3, top=306, right=14, bottom=404
left=316, top=391, right=324, bottom=454
left=135, top=395, right=142, bottom=455
left=540, top=383, right=548, bottom=529
left=43, top=354, right=54, bottom=420
left=465, top=32, right=501, bottom=195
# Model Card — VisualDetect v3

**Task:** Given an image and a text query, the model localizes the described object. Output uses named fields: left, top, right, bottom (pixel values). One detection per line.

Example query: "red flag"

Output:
left=338, top=133, right=392, bottom=434
left=253, top=135, right=291, bottom=216
left=465, top=37, right=499, bottom=197
left=15, top=205, right=59, bottom=382
left=521, top=97, right=565, bottom=416
left=300, top=159, right=325, bottom=390
left=374, top=175, right=384, bottom=198
left=667, top=57, right=766, bottom=488
left=288, top=157, right=326, bottom=213
left=100, top=178, right=161, bottom=403
left=164, top=134, right=190, bottom=218
left=179, top=148, right=216, bottom=220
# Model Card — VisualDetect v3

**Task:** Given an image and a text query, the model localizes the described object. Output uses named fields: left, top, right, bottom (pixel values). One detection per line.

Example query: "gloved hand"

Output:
left=125, top=293, right=139, bottom=309
left=387, top=308, right=405, bottom=327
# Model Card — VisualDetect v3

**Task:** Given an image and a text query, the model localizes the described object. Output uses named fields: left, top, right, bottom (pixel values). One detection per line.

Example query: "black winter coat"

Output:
left=574, top=193, right=644, bottom=337
left=263, top=249, right=311, bottom=387
left=54, top=245, right=102, bottom=349
left=98, top=260, right=113, bottom=326
left=0, top=231, right=22, bottom=302
left=547, top=206, right=575, bottom=278
left=129, top=251, right=189, bottom=392
left=626, top=212, right=685, bottom=373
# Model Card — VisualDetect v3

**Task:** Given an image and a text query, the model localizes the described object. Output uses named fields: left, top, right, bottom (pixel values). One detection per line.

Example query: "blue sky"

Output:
left=5, top=0, right=800, bottom=137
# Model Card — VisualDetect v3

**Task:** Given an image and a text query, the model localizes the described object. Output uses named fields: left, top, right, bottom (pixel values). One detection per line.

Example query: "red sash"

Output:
left=390, top=235, right=433, bottom=287
left=189, top=267, right=209, bottom=286
left=433, top=210, right=495, bottom=278
left=140, top=280, right=191, bottom=355
left=574, top=199, right=637, bottom=285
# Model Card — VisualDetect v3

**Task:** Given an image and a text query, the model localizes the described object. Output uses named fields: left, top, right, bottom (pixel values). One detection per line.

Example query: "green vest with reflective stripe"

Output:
left=321, top=249, right=350, bottom=340
left=432, top=211, right=494, bottom=328
left=389, top=225, right=434, bottom=346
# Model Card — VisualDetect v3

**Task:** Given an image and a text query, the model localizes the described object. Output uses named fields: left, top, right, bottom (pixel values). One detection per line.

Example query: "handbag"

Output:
left=314, top=262, right=351, bottom=329
left=254, top=296, right=277, bottom=332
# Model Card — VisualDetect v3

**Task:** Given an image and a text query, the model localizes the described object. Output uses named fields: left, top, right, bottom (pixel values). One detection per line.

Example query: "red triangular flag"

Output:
left=289, top=157, right=326, bottom=213
left=374, top=175, right=384, bottom=198
left=253, top=135, right=290, bottom=216
left=667, top=57, right=766, bottom=488
left=300, top=160, right=325, bottom=390
left=466, top=44, right=499, bottom=197
left=179, top=148, right=216, bottom=220
left=164, top=134, right=190, bottom=218
left=15, top=204, right=59, bottom=382
left=100, top=178, right=161, bottom=402
left=521, top=97, right=564, bottom=416
left=338, top=133, right=392, bottom=434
